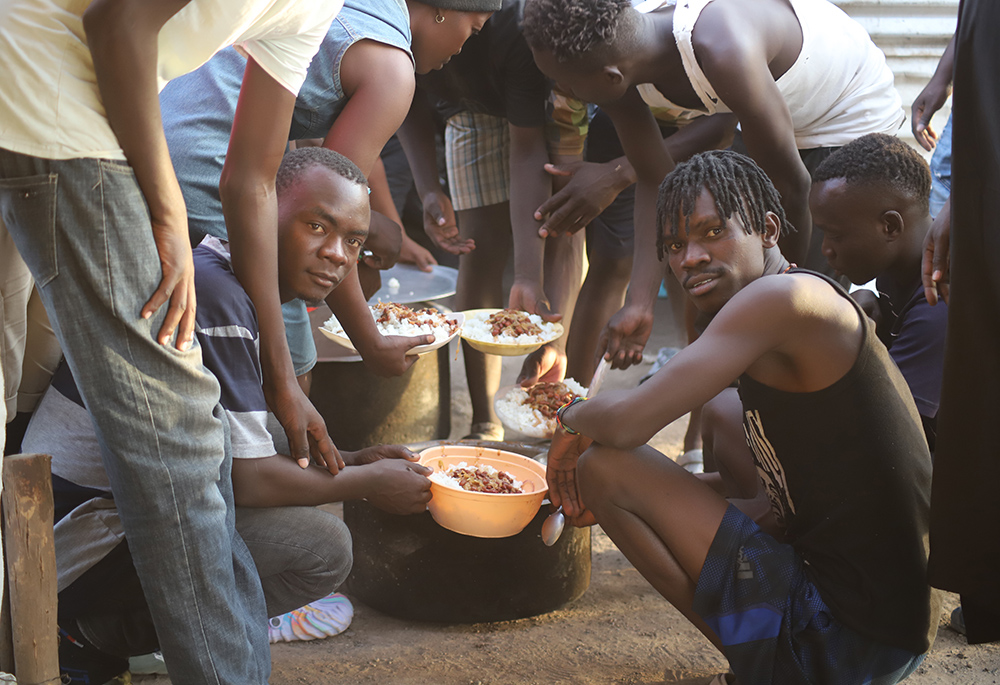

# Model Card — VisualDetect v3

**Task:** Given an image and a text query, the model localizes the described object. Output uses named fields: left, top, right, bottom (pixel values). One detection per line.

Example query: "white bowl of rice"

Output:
left=419, top=444, right=548, bottom=538
left=459, top=308, right=564, bottom=356
left=494, top=378, right=588, bottom=439
left=320, top=302, right=463, bottom=356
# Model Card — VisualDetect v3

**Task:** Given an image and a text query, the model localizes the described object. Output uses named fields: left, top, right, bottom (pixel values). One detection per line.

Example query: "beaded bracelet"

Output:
left=556, top=396, right=588, bottom=435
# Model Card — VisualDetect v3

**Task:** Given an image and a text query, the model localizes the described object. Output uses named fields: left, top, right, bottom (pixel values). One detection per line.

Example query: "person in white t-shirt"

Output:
left=0, top=0, right=344, bottom=681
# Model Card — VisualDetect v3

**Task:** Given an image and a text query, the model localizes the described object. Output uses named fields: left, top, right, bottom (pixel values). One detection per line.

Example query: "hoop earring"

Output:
left=435, top=12, right=445, bottom=23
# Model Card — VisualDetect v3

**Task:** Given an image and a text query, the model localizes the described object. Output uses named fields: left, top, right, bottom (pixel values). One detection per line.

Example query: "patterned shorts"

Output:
left=445, top=111, right=510, bottom=211
left=693, top=505, right=925, bottom=684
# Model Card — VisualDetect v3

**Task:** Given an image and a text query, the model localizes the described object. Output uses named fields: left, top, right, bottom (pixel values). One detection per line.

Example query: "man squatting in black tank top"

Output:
left=551, top=151, right=937, bottom=685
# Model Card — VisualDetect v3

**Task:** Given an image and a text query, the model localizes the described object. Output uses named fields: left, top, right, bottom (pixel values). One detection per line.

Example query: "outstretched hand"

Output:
left=400, top=234, right=438, bottom=272
left=422, top=190, right=474, bottom=255
left=516, top=343, right=567, bottom=387
left=363, top=211, right=403, bottom=270
left=364, top=459, right=433, bottom=515
left=534, top=161, right=628, bottom=238
left=546, top=428, right=596, bottom=527
left=911, top=81, right=952, bottom=152
left=267, top=381, right=345, bottom=475
left=348, top=444, right=421, bottom=466
left=508, top=280, right=563, bottom=323
left=597, top=302, right=654, bottom=370
left=922, top=202, right=951, bottom=305
left=360, top=333, right=434, bottom=377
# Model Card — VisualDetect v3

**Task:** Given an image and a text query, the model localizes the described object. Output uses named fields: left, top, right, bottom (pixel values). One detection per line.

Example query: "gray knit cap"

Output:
left=429, top=0, right=503, bottom=11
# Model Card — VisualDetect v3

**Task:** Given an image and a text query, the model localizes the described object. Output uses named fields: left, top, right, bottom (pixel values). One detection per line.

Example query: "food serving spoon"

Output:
left=540, top=357, right=611, bottom=547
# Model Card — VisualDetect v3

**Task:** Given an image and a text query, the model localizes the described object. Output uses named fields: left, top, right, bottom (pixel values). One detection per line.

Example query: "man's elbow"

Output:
left=219, top=166, right=271, bottom=209
left=82, top=0, right=115, bottom=36
left=84, top=0, right=141, bottom=46
left=231, top=463, right=274, bottom=508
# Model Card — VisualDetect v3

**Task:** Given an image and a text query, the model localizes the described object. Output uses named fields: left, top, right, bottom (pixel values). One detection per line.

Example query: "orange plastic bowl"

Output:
left=419, top=444, right=548, bottom=538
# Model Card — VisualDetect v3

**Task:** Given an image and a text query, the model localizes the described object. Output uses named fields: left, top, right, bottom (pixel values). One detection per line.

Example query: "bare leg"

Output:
left=566, top=249, right=632, bottom=382
left=701, top=388, right=759, bottom=499
left=679, top=293, right=707, bottom=466
left=578, top=443, right=730, bottom=651
left=455, top=203, right=512, bottom=430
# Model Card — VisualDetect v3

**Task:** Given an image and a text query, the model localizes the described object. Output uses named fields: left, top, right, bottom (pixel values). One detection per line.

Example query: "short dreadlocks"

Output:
left=522, top=0, right=633, bottom=63
left=655, top=150, right=794, bottom=261
left=812, top=133, right=931, bottom=215
left=276, top=146, right=368, bottom=195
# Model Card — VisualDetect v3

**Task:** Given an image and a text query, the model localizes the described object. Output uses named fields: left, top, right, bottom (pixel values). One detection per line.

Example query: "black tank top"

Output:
left=738, top=269, right=937, bottom=653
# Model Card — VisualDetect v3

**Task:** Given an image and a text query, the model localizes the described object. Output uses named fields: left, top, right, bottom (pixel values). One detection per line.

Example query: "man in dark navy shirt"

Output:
left=810, top=133, right=947, bottom=451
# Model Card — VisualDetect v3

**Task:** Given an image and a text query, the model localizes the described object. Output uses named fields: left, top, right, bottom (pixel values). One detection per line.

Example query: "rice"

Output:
left=322, top=302, right=457, bottom=344
left=462, top=309, right=562, bottom=345
left=495, top=378, right=588, bottom=438
left=429, top=461, right=523, bottom=493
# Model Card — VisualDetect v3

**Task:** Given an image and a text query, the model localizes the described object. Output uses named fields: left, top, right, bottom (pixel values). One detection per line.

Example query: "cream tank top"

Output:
left=633, top=0, right=905, bottom=148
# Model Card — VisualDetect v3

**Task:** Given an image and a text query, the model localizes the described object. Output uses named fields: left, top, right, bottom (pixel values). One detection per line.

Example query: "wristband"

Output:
left=556, top=396, right=587, bottom=435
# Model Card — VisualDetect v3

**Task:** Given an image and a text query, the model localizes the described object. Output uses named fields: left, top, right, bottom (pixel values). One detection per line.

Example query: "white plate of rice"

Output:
left=459, top=308, right=564, bottom=356
left=319, top=302, right=463, bottom=356
left=494, top=378, right=588, bottom=439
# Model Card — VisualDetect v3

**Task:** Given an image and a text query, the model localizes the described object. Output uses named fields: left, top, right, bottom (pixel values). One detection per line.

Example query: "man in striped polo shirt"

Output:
left=25, top=148, right=433, bottom=683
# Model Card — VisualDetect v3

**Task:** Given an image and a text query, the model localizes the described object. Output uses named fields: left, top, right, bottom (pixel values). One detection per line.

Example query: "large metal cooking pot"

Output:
left=344, top=440, right=591, bottom=623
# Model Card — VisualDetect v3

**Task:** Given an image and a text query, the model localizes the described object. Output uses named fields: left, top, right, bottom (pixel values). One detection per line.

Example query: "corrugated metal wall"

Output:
left=834, top=0, right=959, bottom=157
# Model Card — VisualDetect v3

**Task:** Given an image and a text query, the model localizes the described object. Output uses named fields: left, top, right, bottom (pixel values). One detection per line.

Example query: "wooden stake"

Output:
left=3, top=454, right=59, bottom=685
left=0, top=508, right=14, bottom=674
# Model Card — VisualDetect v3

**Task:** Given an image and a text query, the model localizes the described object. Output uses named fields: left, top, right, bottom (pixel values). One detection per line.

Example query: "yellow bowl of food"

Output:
left=419, top=444, right=548, bottom=538
left=459, top=308, right=564, bottom=357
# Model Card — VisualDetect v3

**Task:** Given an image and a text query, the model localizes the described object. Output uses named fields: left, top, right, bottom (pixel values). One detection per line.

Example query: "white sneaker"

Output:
left=677, top=448, right=704, bottom=474
left=128, top=652, right=167, bottom=675
left=268, top=592, right=354, bottom=643
left=639, top=347, right=682, bottom=384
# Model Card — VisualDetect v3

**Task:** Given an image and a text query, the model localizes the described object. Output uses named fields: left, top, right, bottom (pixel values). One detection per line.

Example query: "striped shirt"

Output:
left=23, top=237, right=276, bottom=590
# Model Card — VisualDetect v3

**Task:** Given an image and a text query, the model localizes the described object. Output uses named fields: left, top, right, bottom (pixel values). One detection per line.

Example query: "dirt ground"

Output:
left=138, top=296, right=998, bottom=685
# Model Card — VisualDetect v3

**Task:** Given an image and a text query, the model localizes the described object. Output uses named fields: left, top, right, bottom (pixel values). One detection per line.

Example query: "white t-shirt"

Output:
left=0, top=0, right=344, bottom=160
left=633, top=0, right=904, bottom=148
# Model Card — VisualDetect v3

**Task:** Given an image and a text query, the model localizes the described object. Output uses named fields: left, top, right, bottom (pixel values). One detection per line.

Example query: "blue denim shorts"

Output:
left=282, top=299, right=318, bottom=377
left=694, top=505, right=925, bottom=685
left=929, top=114, right=952, bottom=220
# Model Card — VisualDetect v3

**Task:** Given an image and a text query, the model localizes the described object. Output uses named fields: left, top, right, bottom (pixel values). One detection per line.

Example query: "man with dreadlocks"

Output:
left=550, top=151, right=937, bottom=684
left=522, top=0, right=904, bottom=371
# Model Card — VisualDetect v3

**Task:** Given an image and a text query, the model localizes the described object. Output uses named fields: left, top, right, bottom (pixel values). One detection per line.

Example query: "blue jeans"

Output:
left=929, top=114, right=953, bottom=219
left=0, top=149, right=269, bottom=683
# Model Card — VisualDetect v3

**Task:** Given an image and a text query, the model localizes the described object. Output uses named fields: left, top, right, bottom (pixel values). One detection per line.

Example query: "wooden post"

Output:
left=0, top=508, right=15, bottom=674
left=3, top=454, right=59, bottom=685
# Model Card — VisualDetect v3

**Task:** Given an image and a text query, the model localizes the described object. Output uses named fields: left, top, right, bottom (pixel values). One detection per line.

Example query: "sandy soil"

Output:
left=137, top=297, right=998, bottom=684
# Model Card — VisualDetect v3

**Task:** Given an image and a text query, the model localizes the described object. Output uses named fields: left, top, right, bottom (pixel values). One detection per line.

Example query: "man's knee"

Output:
left=239, top=506, right=353, bottom=603
left=585, top=251, right=633, bottom=284
left=300, top=510, right=353, bottom=595
left=578, top=444, right=629, bottom=505
left=701, top=388, right=741, bottom=445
